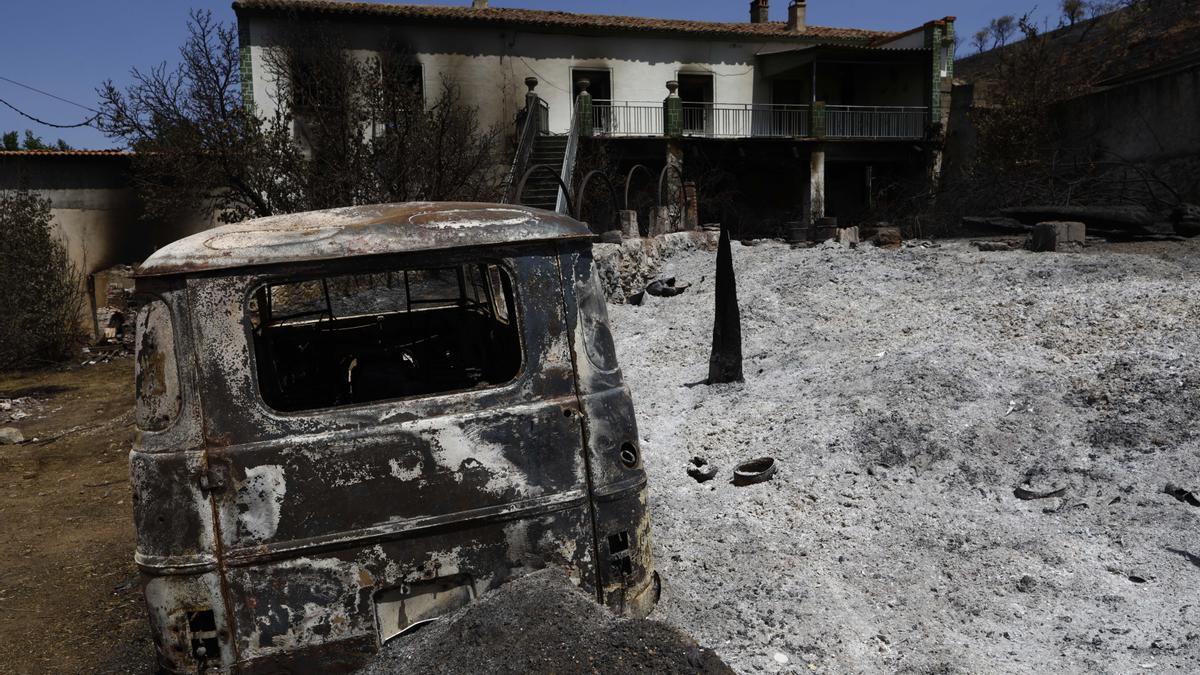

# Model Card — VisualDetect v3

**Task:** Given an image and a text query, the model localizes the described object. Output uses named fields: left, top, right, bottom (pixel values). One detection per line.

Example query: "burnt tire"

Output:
left=733, top=457, right=777, bottom=486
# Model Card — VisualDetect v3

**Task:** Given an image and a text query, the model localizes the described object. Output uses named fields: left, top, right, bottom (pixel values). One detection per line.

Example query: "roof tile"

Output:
left=233, top=0, right=898, bottom=43
left=0, top=150, right=132, bottom=158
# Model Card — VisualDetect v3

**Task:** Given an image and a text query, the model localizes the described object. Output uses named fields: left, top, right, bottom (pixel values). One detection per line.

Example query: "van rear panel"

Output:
left=134, top=240, right=655, bottom=672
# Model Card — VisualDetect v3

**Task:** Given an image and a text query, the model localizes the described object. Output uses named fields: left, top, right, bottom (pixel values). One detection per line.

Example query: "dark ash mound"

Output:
left=357, top=569, right=732, bottom=675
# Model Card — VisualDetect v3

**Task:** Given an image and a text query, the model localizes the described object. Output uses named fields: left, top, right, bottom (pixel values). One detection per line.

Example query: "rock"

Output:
left=1048, top=221, right=1086, bottom=245
left=1027, top=221, right=1085, bottom=252
left=0, top=427, right=25, bottom=445
left=836, top=226, right=860, bottom=247
left=871, top=227, right=903, bottom=249
left=599, top=230, right=623, bottom=244
left=1171, top=204, right=1200, bottom=237
left=1027, top=223, right=1059, bottom=252
left=1017, top=575, right=1037, bottom=593
left=687, top=457, right=718, bottom=483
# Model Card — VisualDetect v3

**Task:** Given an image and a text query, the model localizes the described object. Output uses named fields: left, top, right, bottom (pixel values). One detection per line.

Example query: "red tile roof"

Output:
left=233, top=0, right=899, bottom=43
left=0, top=150, right=132, bottom=158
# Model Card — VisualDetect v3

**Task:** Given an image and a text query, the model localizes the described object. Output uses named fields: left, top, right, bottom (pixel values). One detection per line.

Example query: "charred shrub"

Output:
left=0, top=188, right=85, bottom=369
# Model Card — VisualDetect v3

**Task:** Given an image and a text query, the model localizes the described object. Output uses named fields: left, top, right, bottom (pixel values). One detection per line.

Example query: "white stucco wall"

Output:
left=243, top=19, right=809, bottom=135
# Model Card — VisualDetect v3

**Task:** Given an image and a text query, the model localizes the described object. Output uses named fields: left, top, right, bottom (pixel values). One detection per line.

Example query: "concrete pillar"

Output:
left=807, top=149, right=826, bottom=225
left=619, top=210, right=639, bottom=239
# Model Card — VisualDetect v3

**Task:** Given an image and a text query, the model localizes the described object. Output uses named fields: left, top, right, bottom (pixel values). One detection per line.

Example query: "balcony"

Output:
left=590, top=101, right=928, bottom=141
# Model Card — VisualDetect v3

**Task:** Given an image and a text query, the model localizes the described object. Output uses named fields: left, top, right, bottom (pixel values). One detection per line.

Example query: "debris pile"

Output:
left=360, top=569, right=732, bottom=675
left=90, top=264, right=138, bottom=353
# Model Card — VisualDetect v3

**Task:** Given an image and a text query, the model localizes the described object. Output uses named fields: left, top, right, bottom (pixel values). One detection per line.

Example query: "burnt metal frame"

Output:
left=623, top=164, right=654, bottom=212
left=516, top=163, right=576, bottom=216
left=574, top=169, right=621, bottom=233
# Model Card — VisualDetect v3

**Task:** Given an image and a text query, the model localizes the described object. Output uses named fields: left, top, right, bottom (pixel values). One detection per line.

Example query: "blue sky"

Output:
left=0, top=1, right=1057, bottom=149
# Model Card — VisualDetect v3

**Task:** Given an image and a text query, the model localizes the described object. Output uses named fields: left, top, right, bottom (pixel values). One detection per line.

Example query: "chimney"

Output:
left=472, top=0, right=488, bottom=8
left=787, top=0, right=806, bottom=33
left=749, top=0, right=769, bottom=24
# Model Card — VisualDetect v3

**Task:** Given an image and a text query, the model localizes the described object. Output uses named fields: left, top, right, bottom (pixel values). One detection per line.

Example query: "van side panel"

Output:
left=557, top=243, right=657, bottom=617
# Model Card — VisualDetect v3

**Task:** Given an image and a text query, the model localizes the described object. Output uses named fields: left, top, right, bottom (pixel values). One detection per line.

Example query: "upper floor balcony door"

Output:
left=573, top=68, right=612, bottom=132
left=678, top=73, right=713, bottom=136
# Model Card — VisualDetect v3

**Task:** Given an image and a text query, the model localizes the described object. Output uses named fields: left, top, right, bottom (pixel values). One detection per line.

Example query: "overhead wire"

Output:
left=0, top=74, right=100, bottom=129
left=0, top=74, right=100, bottom=113
left=0, top=97, right=98, bottom=128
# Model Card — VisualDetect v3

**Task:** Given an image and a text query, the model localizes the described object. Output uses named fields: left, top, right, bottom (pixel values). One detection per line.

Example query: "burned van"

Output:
left=130, top=203, right=656, bottom=673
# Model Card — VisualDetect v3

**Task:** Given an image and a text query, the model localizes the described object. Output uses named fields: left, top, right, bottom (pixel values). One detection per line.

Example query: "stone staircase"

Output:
left=517, top=135, right=569, bottom=212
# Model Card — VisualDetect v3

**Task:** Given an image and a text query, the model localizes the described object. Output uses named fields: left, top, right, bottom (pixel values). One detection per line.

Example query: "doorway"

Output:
left=678, top=73, right=713, bottom=135
left=573, top=69, right=612, bottom=133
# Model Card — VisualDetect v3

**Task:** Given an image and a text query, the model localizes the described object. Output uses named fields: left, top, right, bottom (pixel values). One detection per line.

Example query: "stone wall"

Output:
left=592, top=231, right=718, bottom=303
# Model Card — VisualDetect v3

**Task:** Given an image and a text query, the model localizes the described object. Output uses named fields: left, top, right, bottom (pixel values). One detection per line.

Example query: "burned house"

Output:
left=233, top=0, right=955, bottom=233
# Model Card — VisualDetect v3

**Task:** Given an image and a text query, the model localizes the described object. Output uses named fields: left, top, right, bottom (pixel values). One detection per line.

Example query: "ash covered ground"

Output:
left=609, top=238, right=1200, bottom=674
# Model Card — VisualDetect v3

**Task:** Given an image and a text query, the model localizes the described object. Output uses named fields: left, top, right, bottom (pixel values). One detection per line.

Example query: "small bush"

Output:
left=0, top=187, right=85, bottom=369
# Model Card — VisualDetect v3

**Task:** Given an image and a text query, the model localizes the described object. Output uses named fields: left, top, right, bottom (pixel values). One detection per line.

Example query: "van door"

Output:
left=185, top=252, right=598, bottom=664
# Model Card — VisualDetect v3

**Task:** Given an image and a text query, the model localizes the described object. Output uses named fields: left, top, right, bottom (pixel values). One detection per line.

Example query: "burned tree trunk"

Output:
left=707, top=225, right=744, bottom=384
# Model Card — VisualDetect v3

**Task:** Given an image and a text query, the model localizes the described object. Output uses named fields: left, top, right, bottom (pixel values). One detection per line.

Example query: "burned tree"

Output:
left=707, top=225, right=743, bottom=384
left=97, top=10, right=502, bottom=225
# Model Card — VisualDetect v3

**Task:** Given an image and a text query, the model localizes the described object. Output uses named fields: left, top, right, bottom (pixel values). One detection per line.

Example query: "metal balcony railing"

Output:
left=825, top=105, right=928, bottom=140
left=591, top=101, right=928, bottom=140
left=681, top=103, right=811, bottom=138
left=592, top=101, right=663, bottom=137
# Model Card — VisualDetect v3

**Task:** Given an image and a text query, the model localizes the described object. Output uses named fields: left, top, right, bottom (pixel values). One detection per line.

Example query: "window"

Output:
left=249, top=263, right=521, bottom=412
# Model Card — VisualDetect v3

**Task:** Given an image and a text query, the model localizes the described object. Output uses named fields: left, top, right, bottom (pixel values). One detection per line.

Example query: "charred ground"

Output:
left=2, top=236, right=1199, bottom=673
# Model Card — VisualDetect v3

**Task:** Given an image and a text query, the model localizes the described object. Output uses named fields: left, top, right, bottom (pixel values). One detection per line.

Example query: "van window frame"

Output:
left=241, top=256, right=526, bottom=417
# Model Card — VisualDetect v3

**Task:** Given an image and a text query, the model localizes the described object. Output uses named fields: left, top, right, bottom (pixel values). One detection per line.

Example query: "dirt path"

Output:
left=0, top=358, right=152, bottom=674
left=610, top=238, right=1200, bottom=674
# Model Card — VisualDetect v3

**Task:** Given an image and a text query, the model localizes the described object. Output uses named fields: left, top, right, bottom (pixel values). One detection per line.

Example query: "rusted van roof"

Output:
left=137, top=202, right=593, bottom=277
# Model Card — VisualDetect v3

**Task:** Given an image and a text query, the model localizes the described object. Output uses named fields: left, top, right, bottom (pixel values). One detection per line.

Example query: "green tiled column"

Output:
left=575, top=79, right=593, bottom=138
left=663, top=80, right=682, bottom=138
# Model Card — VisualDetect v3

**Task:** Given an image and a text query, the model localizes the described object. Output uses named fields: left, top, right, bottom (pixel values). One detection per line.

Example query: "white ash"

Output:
left=610, top=238, right=1200, bottom=674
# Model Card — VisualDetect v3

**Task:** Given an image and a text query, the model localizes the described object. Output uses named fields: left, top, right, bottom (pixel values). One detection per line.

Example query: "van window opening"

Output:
left=249, top=262, right=520, bottom=412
